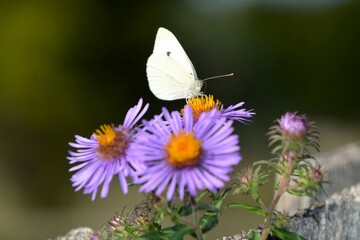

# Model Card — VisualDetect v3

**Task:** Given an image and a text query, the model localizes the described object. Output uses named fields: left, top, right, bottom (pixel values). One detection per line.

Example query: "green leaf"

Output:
left=253, top=160, right=270, bottom=165
left=199, top=201, right=221, bottom=233
left=272, top=226, right=306, bottom=240
left=213, top=184, right=233, bottom=208
left=199, top=186, right=234, bottom=233
left=136, top=224, right=194, bottom=240
left=199, top=209, right=219, bottom=234
left=248, top=230, right=261, bottom=240
left=272, top=145, right=284, bottom=153
left=287, top=189, right=307, bottom=197
left=226, top=203, right=266, bottom=217
left=177, top=203, right=192, bottom=217
left=253, top=160, right=278, bottom=169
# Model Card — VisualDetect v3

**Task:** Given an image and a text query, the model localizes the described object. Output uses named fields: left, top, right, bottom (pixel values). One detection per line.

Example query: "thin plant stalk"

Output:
left=191, top=197, right=204, bottom=240
left=261, top=156, right=294, bottom=240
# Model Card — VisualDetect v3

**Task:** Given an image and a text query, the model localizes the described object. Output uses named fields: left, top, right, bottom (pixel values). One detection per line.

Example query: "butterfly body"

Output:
left=146, top=27, right=203, bottom=101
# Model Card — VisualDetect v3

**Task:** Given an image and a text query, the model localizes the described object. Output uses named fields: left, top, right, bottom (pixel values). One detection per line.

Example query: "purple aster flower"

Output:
left=182, top=95, right=254, bottom=123
left=278, top=112, right=308, bottom=138
left=131, top=105, right=241, bottom=200
left=67, top=98, right=149, bottom=200
left=221, top=101, right=255, bottom=123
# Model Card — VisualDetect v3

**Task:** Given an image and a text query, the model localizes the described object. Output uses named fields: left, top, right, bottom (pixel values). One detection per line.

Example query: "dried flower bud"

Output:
left=311, top=166, right=325, bottom=183
left=278, top=112, right=308, bottom=138
left=104, top=207, right=155, bottom=238
left=239, top=167, right=253, bottom=184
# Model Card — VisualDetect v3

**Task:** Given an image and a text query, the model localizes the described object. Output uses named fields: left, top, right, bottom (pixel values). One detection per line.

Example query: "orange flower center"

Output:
left=94, top=125, right=128, bottom=161
left=183, top=95, right=222, bottom=121
left=165, top=131, right=201, bottom=168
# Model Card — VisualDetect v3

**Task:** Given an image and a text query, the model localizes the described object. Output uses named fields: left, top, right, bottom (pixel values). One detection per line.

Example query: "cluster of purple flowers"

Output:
left=67, top=96, right=254, bottom=200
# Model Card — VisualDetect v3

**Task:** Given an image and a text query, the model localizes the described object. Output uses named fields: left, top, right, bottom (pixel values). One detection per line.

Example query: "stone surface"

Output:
left=289, top=183, right=360, bottom=240
left=221, top=141, right=360, bottom=240
left=219, top=230, right=261, bottom=240
left=220, top=183, right=360, bottom=240
left=50, top=227, right=93, bottom=240
left=277, top=141, right=360, bottom=214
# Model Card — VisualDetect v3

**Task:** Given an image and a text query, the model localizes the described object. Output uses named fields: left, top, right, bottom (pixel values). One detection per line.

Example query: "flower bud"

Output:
left=311, top=166, right=325, bottom=183
left=239, top=167, right=252, bottom=185
left=104, top=207, right=154, bottom=238
left=278, top=112, right=308, bottom=138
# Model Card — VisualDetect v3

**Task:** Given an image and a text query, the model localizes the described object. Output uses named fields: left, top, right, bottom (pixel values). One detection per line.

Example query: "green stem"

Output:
left=261, top=157, right=294, bottom=240
left=191, top=197, right=204, bottom=240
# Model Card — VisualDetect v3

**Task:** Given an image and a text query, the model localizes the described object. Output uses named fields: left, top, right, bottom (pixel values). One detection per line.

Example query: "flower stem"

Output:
left=191, top=197, right=204, bottom=240
left=261, top=157, right=294, bottom=240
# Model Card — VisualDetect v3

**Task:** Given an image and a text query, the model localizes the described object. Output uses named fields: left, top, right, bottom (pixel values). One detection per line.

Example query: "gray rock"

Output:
left=50, top=227, right=94, bottom=240
left=221, top=183, right=360, bottom=240
left=289, top=183, right=360, bottom=240
left=317, top=142, right=360, bottom=201
left=277, top=142, right=360, bottom=214
left=222, top=142, right=360, bottom=240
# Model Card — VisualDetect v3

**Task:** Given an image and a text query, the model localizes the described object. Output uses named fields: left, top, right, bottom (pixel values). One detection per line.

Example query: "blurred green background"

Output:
left=1, top=0, right=360, bottom=239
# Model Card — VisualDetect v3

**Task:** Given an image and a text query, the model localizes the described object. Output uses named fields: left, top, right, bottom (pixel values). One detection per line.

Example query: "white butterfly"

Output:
left=146, top=27, right=203, bottom=101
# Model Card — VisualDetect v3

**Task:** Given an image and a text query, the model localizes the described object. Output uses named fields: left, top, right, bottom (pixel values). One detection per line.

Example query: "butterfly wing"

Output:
left=146, top=27, right=202, bottom=100
left=152, top=27, right=198, bottom=79
left=147, top=53, right=199, bottom=100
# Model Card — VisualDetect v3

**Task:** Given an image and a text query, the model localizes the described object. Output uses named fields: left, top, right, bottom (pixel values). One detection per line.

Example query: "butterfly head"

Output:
left=190, top=79, right=203, bottom=98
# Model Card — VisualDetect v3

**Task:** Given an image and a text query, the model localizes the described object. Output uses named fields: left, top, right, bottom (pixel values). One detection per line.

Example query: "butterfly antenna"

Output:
left=202, top=73, right=234, bottom=81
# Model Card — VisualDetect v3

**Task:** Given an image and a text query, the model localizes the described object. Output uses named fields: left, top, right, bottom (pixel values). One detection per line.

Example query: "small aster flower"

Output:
left=278, top=112, right=308, bottom=138
left=182, top=95, right=254, bottom=123
left=269, top=112, right=319, bottom=154
left=132, top=105, right=241, bottom=200
left=67, top=98, right=149, bottom=200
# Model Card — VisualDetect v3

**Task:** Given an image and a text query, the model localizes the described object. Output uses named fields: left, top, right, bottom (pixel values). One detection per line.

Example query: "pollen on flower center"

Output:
left=94, top=125, right=128, bottom=161
left=182, top=95, right=222, bottom=121
left=165, top=131, right=201, bottom=167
